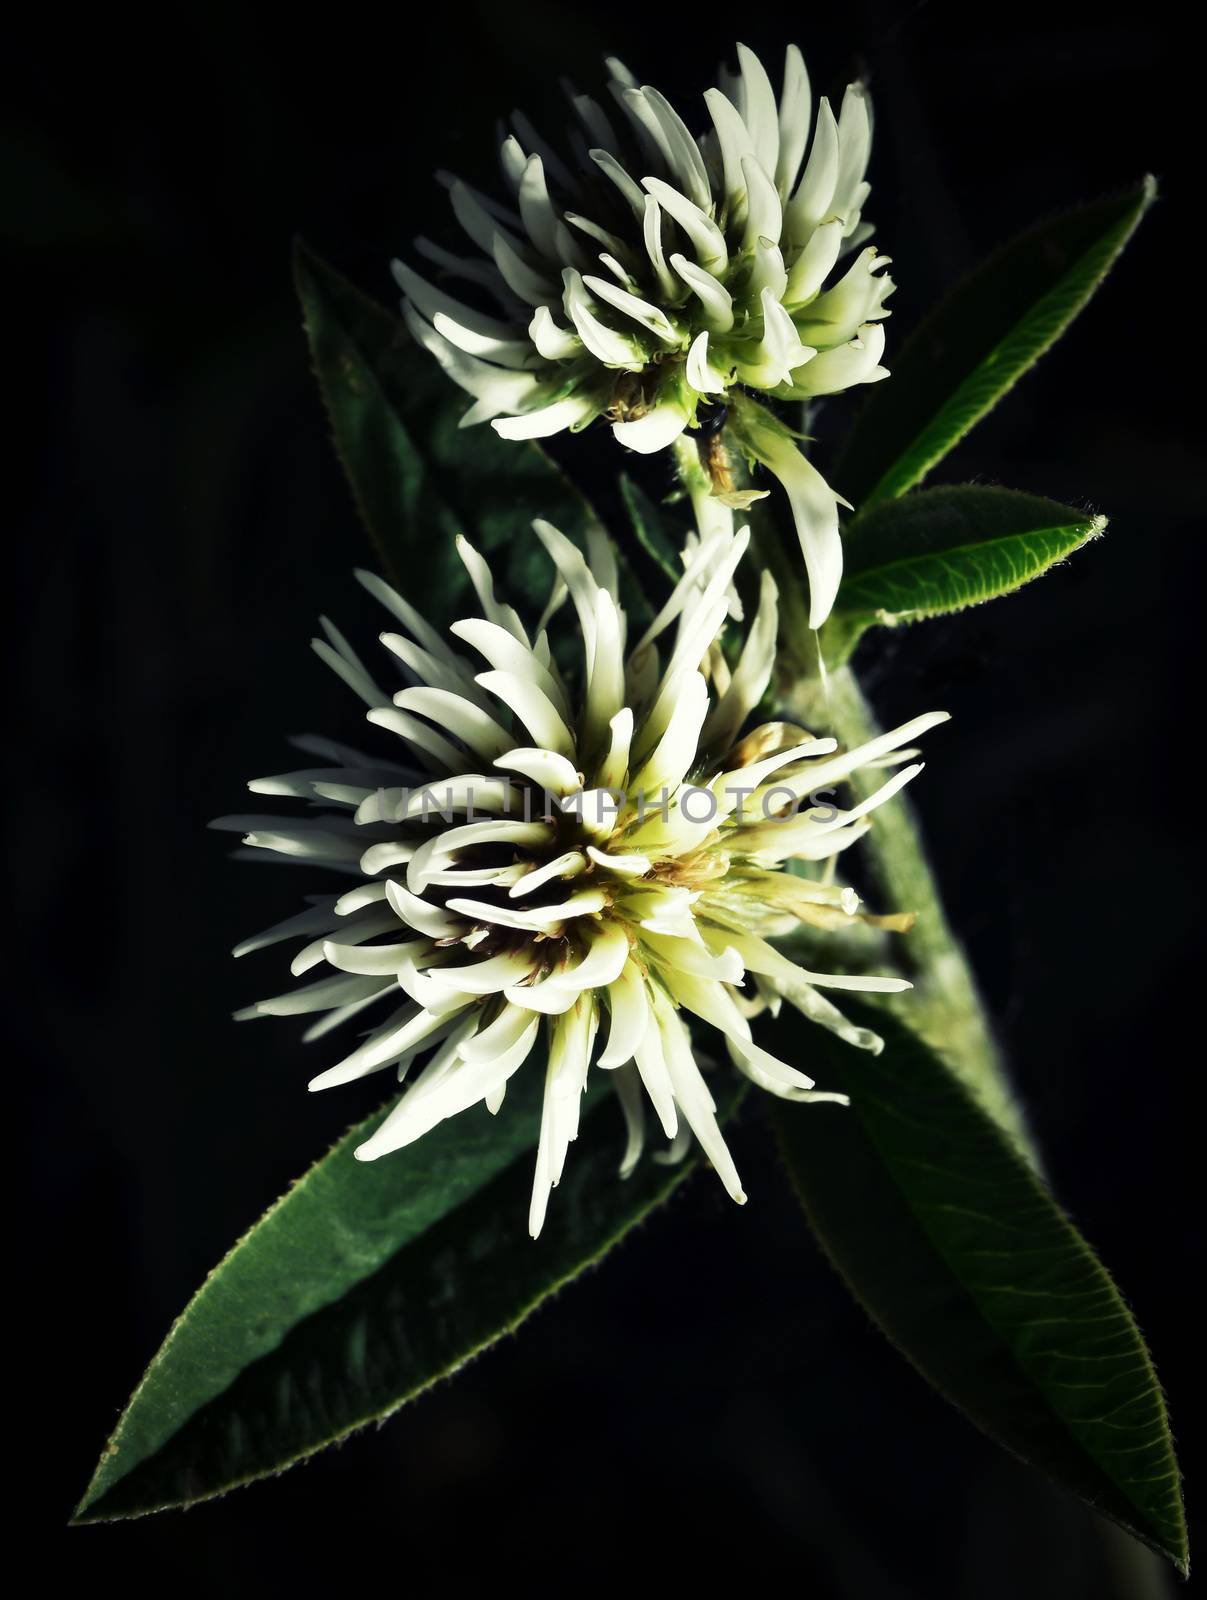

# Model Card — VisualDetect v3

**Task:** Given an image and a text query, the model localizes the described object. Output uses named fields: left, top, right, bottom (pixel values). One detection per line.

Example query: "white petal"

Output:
left=421, top=947, right=540, bottom=996
left=385, top=880, right=464, bottom=939
left=786, top=97, right=839, bottom=241
left=589, top=148, right=646, bottom=215
left=641, top=195, right=678, bottom=299
left=652, top=991, right=745, bottom=1202
left=586, top=844, right=651, bottom=877
left=741, top=155, right=783, bottom=250
left=392, top=259, right=518, bottom=344
left=788, top=322, right=888, bottom=396
left=517, top=153, right=560, bottom=259
left=492, top=230, right=556, bottom=306
left=641, top=177, right=727, bottom=275
left=703, top=87, right=757, bottom=210
left=670, top=253, right=734, bottom=333
left=832, top=83, right=873, bottom=233
left=563, top=268, right=644, bottom=368
left=509, top=849, right=588, bottom=897
left=640, top=86, right=711, bottom=210
left=365, top=706, right=467, bottom=773
left=581, top=274, right=678, bottom=343
left=784, top=217, right=844, bottom=307
left=630, top=670, right=709, bottom=795
left=310, top=1005, right=465, bottom=1089
left=736, top=42, right=779, bottom=175
left=741, top=419, right=844, bottom=628
left=776, top=44, right=812, bottom=196
left=611, top=398, right=690, bottom=454
left=598, top=961, right=650, bottom=1069
left=393, top=686, right=513, bottom=761
left=612, top=1065, right=647, bottom=1178
left=703, top=568, right=778, bottom=750
left=475, top=668, right=575, bottom=758
left=685, top=330, right=728, bottom=396
left=528, top=304, right=580, bottom=360
left=451, top=616, right=569, bottom=715
left=494, top=745, right=582, bottom=797
left=492, top=394, right=600, bottom=439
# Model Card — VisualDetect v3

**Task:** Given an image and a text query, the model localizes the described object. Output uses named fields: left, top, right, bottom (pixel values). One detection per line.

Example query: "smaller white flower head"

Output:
left=217, top=524, right=945, bottom=1237
left=396, top=42, right=894, bottom=627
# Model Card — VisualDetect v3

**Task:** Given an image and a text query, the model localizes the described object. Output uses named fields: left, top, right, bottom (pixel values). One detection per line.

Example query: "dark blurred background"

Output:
left=10, top=1, right=1199, bottom=1591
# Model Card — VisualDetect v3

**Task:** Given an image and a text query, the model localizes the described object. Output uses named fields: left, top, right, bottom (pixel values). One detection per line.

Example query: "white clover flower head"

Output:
left=216, top=523, right=945, bottom=1237
left=396, top=42, right=893, bottom=627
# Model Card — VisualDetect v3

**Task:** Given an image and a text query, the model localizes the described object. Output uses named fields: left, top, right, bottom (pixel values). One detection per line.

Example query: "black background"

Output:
left=11, top=1, right=1200, bottom=1592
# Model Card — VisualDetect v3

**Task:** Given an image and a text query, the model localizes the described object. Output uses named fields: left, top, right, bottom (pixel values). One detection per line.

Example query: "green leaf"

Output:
left=823, top=485, right=1103, bottom=661
left=293, top=239, right=597, bottom=616
left=769, top=1000, right=1187, bottom=1574
left=835, top=178, right=1156, bottom=509
left=76, top=1071, right=741, bottom=1521
left=619, top=472, right=682, bottom=583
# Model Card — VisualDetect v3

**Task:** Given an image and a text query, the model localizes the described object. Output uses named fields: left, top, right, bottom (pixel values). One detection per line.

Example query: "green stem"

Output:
left=671, top=434, right=734, bottom=542
left=666, top=436, right=1034, bottom=1160
left=783, top=665, right=1034, bottom=1158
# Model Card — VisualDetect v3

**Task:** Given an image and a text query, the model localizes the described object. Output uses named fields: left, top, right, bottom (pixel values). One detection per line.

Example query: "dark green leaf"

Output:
left=823, top=485, right=1103, bottom=661
left=835, top=179, right=1156, bottom=508
left=77, top=1071, right=741, bottom=1521
left=619, top=473, right=683, bottom=584
left=294, top=239, right=596, bottom=616
left=769, top=1001, right=1187, bottom=1574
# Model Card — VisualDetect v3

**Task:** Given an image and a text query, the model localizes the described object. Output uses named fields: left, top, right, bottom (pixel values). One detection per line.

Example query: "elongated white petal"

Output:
left=590, top=147, right=646, bottom=214
left=581, top=274, right=678, bottom=342
left=393, top=686, right=513, bottom=762
left=653, top=990, right=745, bottom=1202
left=740, top=417, right=844, bottom=628
left=509, top=849, right=589, bottom=902
left=612, top=1064, right=647, bottom=1178
left=392, top=259, right=517, bottom=344
left=741, top=155, right=783, bottom=249
left=385, top=880, right=464, bottom=939
left=528, top=304, right=579, bottom=360
left=492, top=393, right=599, bottom=439
left=670, top=253, right=734, bottom=333
left=612, top=398, right=690, bottom=454
left=562, top=269, right=644, bottom=369
left=641, top=86, right=711, bottom=210
left=686, top=330, right=728, bottom=395
left=788, top=322, right=888, bottom=396
left=641, top=194, right=678, bottom=300
left=476, top=668, right=575, bottom=758
left=776, top=44, right=811, bottom=196
left=736, top=42, right=779, bottom=176
left=366, top=706, right=466, bottom=773
left=311, top=1004, right=467, bottom=1090
left=641, top=177, right=727, bottom=275
left=704, top=87, right=757, bottom=210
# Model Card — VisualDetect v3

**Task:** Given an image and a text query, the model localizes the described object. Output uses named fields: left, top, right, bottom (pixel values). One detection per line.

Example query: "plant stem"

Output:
left=671, top=433, right=733, bottom=542
left=783, top=665, right=1034, bottom=1157
left=667, top=437, right=1034, bottom=1159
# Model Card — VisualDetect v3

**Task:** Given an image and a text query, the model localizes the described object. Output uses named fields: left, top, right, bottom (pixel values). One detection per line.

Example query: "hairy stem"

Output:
left=671, top=433, right=733, bottom=542
left=667, top=437, right=1033, bottom=1158
left=783, top=665, right=1034, bottom=1157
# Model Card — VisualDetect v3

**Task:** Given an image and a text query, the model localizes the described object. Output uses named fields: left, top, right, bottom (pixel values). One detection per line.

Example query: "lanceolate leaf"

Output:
left=823, top=486, right=1103, bottom=661
left=769, top=1001, right=1187, bottom=1574
left=619, top=473, right=682, bottom=584
left=293, top=240, right=596, bottom=614
left=76, top=1072, right=741, bottom=1521
left=835, top=178, right=1156, bottom=508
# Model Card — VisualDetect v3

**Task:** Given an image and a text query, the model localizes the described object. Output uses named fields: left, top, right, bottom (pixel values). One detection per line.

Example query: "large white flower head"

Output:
left=396, top=42, right=893, bottom=627
left=216, top=523, right=945, bottom=1237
